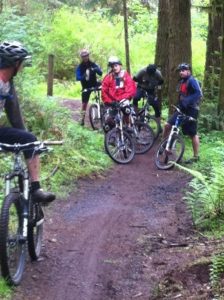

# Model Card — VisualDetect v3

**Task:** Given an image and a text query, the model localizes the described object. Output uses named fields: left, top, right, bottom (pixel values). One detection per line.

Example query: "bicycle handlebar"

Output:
left=0, top=140, right=63, bottom=153
left=172, top=105, right=196, bottom=122
left=82, top=86, right=102, bottom=93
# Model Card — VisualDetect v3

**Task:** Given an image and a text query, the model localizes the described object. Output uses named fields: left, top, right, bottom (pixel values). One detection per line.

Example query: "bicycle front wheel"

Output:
left=146, top=115, right=160, bottom=141
left=0, top=192, right=26, bottom=285
left=155, top=134, right=185, bottom=170
left=104, top=128, right=135, bottom=164
left=28, top=200, right=44, bottom=260
left=134, top=122, right=155, bottom=154
left=89, top=104, right=102, bottom=130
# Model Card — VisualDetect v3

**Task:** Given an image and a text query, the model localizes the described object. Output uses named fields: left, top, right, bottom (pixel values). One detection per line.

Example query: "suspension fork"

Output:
left=166, top=126, right=180, bottom=151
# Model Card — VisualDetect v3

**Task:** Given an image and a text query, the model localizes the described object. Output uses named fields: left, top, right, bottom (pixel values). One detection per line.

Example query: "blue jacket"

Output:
left=178, top=75, right=202, bottom=110
left=75, top=60, right=102, bottom=89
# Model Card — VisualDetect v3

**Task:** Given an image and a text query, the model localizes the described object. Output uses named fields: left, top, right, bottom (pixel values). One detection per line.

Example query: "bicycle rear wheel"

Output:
left=155, top=134, right=185, bottom=170
left=146, top=115, right=160, bottom=140
left=0, top=192, right=26, bottom=285
left=104, top=127, right=135, bottom=164
left=134, top=122, right=155, bottom=154
left=28, top=200, right=44, bottom=260
left=89, top=104, right=102, bottom=130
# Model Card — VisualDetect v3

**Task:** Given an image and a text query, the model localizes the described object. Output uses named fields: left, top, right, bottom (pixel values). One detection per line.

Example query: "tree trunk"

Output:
left=155, top=0, right=169, bottom=97
left=218, top=3, right=224, bottom=114
left=123, top=0, right=130, bottom=74
left=204, top=0, right=222, bottom=98
left=167, top=0, right=192, bottom=116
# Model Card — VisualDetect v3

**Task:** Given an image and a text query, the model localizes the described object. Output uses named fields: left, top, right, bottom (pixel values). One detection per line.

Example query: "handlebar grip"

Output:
left=43, top=140, right=64, bottom=145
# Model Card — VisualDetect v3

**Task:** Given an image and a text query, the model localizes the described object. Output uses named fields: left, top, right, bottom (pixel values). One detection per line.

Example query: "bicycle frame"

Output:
left=4, top=152, right=29, bottom=238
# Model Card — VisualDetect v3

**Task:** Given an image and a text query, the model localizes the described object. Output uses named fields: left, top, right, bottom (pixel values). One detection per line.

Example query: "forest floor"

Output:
left=13, top=99, right=216, bottom=300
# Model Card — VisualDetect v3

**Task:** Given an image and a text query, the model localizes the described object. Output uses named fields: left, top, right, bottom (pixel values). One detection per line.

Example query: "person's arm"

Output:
left=101, top=75, right=114, bottom=104
left=5, top=84, right=26, bottom=130
left=133, top=69, right=144, bottom=83
left=180, top=77, right=202, bottom=108
left=91, top=63, right=103, bottom=76
left=122, top=72, right=137, bottom=99
left=155, top=70, right=164, bottom=86
left=75, top=65, right=84, bottom=81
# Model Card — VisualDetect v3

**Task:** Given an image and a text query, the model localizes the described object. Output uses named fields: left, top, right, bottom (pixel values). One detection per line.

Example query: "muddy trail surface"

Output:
left=13, top=100, right=213, bottom=300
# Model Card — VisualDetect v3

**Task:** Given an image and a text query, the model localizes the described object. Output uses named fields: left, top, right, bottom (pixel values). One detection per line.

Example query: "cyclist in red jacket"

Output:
left=102, top=56, right=136, bottom=104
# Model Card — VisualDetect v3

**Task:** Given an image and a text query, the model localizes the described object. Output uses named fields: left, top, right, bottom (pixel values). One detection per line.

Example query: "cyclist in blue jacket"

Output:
left=0, top=41, right=55, bottom=203
left=163, top=63, right=203, bottom=163
left=75, top=49, right=102, bottom=125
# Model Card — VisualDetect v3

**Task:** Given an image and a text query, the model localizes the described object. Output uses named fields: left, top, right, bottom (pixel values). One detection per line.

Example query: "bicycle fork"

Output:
left=165, top=126, right=179, bottom=152
left=5, top=174, right=29, bottom=242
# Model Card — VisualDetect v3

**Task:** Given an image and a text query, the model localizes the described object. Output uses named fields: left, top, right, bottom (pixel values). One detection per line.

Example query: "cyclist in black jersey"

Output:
left=0, top=41, right=55, bottom=203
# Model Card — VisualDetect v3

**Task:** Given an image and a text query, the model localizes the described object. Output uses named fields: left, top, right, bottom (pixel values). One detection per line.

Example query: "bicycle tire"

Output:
left=89, top=104, right=102, bottom=130
left=28, top=200, right=44, bottom=260
left=104, top=127, right=135, bottom=164
left=145, top=115, right=160, bottom=140
left=155, top=134, right=185, bottom=170
left=0, top=192, right=26, bottom=285
left=133, top=122, right=155, bottom=154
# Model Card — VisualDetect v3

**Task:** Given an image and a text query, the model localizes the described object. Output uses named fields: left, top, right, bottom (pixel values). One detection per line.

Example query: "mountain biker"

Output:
left=101, top=56, right=136, bottom=130
left=0, top=41, right=55, bottom=203
left=163, top=63, right=203, bottom=163
left=75, top=49, right=102, bottom=126
left=133, top=64, right=164, bottom=131
left=102, top=56, right=136, bottom=104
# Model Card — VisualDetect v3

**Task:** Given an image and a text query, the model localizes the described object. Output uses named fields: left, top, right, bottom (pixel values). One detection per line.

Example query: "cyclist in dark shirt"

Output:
left=0, top=41, right=55, bottom=203
left=75, top=49, right=102, bottom=126
left=163, top=63, right=203, bottom=163
left=133, top=64, right=164, bottom=131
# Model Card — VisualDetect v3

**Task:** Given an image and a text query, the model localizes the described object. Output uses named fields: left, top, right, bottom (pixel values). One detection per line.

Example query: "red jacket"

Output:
left=102, top=70, right=136, bottom=104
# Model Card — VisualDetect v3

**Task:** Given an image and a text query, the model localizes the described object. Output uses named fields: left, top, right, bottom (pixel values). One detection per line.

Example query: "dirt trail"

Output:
left=13, top=100, right=212, bottom=300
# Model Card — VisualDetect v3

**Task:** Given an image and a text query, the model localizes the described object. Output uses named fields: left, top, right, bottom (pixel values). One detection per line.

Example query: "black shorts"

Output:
left=168, top=108, right=199, bottom=137
left=0, top=127, right=37, bottom=159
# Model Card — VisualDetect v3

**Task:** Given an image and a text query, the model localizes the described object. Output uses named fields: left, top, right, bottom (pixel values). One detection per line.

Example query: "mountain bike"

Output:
left=127, top=104, right=154, bottom=154
left=82, top=86, right=104, bottom=130
left=137, top=89, right=161, bottom=140
left=155, top=105, right=196, bottom=170
left=104, top=100, right=135, bottom=164
left=0, top=140, right=63, bottom=285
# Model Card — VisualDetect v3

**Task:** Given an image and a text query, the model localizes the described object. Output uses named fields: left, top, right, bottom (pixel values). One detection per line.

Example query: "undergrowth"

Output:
left=178, top=130, right=224, bottom=296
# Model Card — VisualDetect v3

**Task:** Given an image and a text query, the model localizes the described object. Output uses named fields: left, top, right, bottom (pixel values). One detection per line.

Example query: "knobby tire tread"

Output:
left=0, top=192, right=25, bottom=285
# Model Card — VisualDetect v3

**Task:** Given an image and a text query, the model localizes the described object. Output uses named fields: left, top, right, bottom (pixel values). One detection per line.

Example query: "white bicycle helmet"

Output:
left=80, top=48, right=90, bottom=57
left=108, top=56, right=122, bottom=67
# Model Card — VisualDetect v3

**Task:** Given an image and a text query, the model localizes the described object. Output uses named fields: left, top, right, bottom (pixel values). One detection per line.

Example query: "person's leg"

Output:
left=80, top=90, right=91, bottom=125
left=191, top=134, right=200, bottom=158
left=133, top=88, right=143, bottom=114
left=0, top=128, right=55, bottom=203
left=150, top=97, right=162, bottom=132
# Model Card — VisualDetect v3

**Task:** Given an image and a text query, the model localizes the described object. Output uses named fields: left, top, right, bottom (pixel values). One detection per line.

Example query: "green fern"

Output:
left=176, top=162, right=224, bottom=229
left=210, top=253, right=224, bottom=294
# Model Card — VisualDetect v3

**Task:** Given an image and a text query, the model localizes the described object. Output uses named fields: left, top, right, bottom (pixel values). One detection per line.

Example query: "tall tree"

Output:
left=155, top=0, right=169, bottom=96
left=155, top=0, right=192, bottom=114
left=218, top=1, right=224, bottom=114
left=167, top=0, right=192, bottom=114
left=123, top=0, right=130, bottom=73
left=204, top=0, right=222, bottom=98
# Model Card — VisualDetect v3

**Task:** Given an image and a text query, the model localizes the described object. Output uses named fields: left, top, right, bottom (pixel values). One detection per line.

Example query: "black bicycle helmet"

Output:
left=108, top=56, right=122, bottom=67
left=177, top=63, right=191, bottom=71
left=146, top=64, right=157, bottom=75
left=0, top=41, right=30, bottom=67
